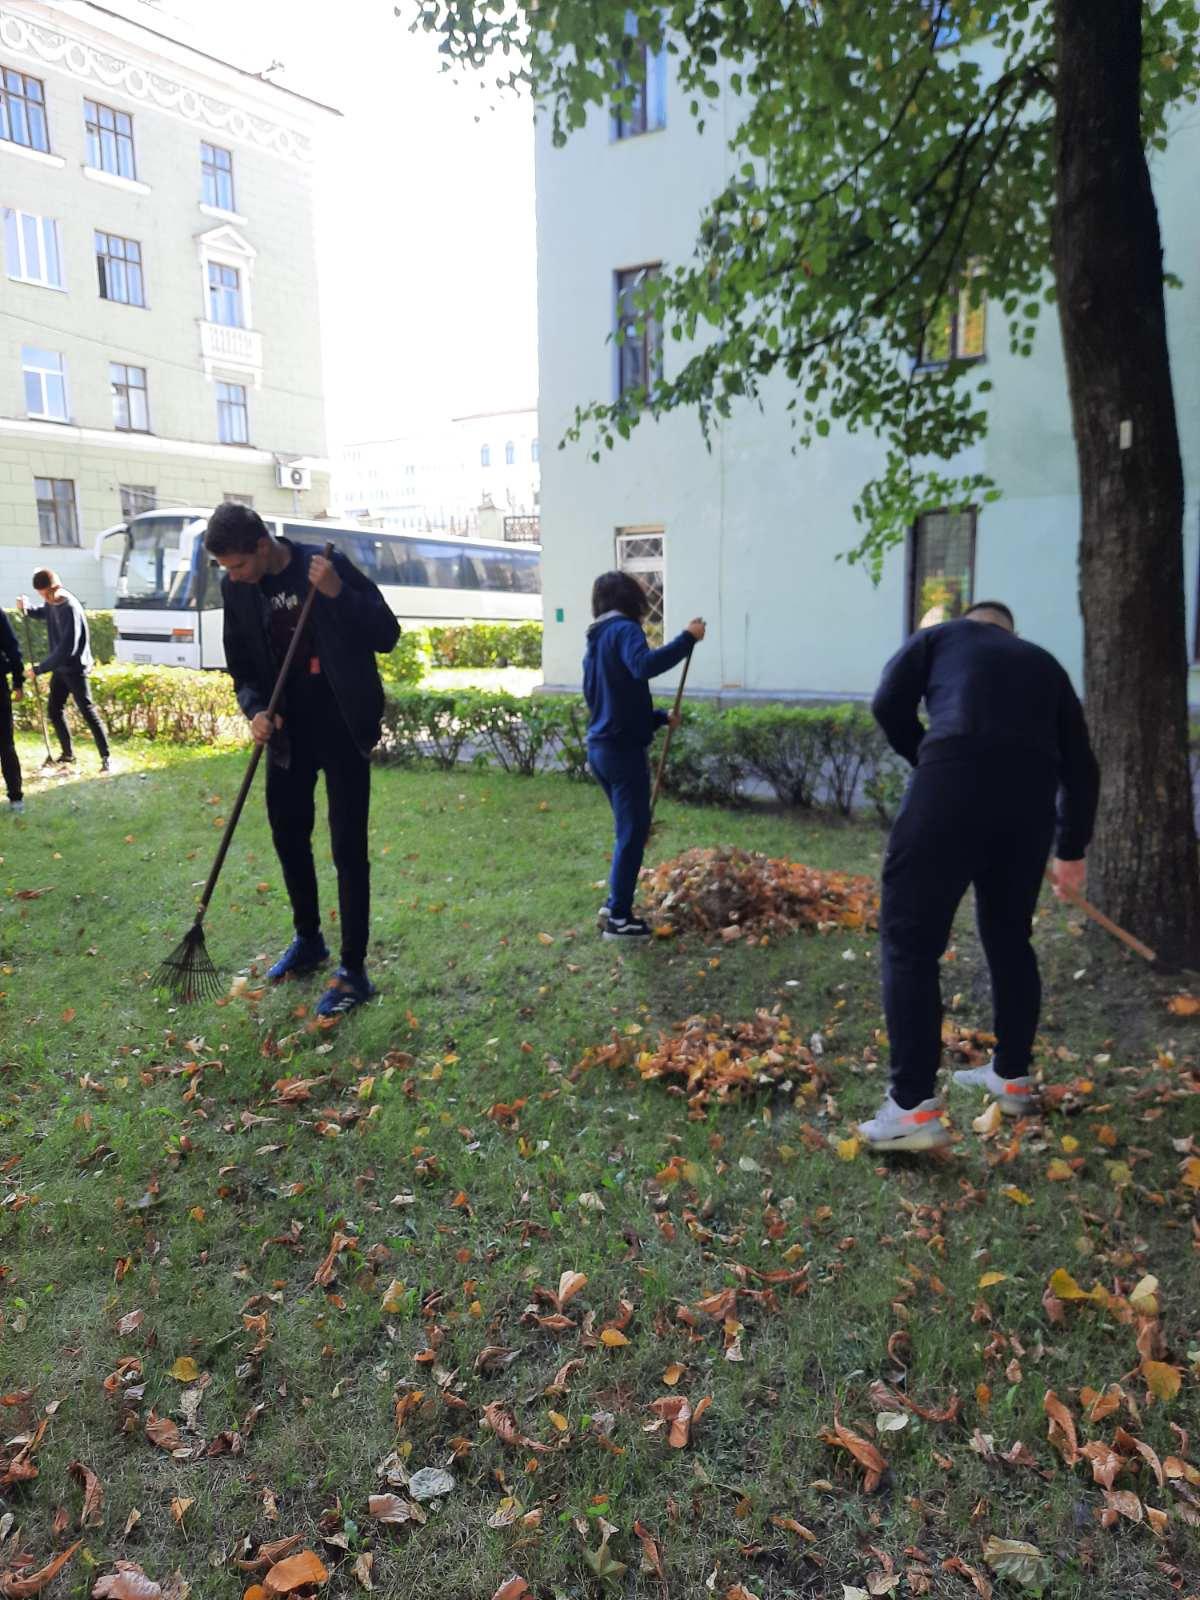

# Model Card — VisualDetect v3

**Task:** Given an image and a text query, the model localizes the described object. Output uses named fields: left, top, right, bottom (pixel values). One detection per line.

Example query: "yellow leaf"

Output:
left=537, top=932, right=554, bottom=945
left=972, top=1101, right=1003, bottom=1136
left=600, top=1328, right=630, bottom=1349
left=1046, top=1159, right=1075, bottom=1182
left=1142, top=1360, right=1182, bottom=1403
left=168, top=1356, right=200, bottom=1382
left=978, top=1271, right=1007, bottom=1289
left=1181, top=1156, right=1200, bottom=1190
left=189, top=1205, right=206, bottom=1221
left=1002, top=1185, right=1032, bottom=1206
left=1048, top=1268, right=1108, bottom=1305
left=663, top=1362, right=686, bottom=1386
left=381, top=1279, right=407, bottom=1314
left=836, top=1136, right=860, bottom=1162
left=547, top=1410, right=569, bottom=1432
left=1060, top=1135, right=1080, bottom=1154
left=1106, top=1160, right=1133, bottom=1188
left=170, top=1495, right=194, bottom=1526
left=1129, top=1275, right=1160, bottom=1316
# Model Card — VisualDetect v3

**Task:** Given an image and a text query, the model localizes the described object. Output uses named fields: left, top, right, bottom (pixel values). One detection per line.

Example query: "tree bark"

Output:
left=1052, top=0, right=1200, bottom=968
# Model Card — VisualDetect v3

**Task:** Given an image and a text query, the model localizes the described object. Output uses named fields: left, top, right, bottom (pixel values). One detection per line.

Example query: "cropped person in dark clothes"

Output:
left=205, top=504, right=400, bottom=1017
left=583, top=571, right=706, bottom=941
left=860, top=601, right=1099, bottom=1153
left=19, top=570, right=111, bottom=770
left=0, top=608, right=24, bottom=811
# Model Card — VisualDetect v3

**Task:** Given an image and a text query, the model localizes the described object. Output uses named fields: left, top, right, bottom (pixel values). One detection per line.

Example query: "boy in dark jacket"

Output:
left=583, top=571, right=705, bottom=940
left=205, top=504, right=400, bottom=1017
left=19, top=570, right=111, bottom=770
left=0, top=609, right=24, bottom=811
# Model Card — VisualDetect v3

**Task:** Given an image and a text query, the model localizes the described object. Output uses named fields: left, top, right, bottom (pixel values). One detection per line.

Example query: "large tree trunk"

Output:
left=1052, top=0, right=1200, bottom=968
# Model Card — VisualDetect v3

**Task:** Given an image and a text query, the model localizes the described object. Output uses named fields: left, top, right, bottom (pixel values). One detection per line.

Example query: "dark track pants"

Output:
left=0, top=683, right=21, bottom=802
left=881, top=758, right=1056, bottom=1108
left=588, top=741, right=652, bottom=920
left=265, top=711, right=371, bottom=972
left=47, top=668, right=109, bottom=762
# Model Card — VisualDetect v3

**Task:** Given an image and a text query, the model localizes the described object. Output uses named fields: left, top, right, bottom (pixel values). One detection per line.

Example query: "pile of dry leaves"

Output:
left=640, top=847, right=877, bottom=942
left=573, top=1008, right=826, bottom=1114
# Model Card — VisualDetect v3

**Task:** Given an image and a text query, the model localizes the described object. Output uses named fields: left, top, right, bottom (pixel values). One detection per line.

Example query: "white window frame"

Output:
left=110, top=361, right=150, bottom=433
left=4, top=208, right=63, bottom=288
left=83, top=96, right=136, bottom=180
left=201, top=141, right=236, bottom=212
left=197, top=224, right=256, bottom=332
left=35, top=476, right=79, bottom=547
left=216, top=380, right=249, bottom=445
left=22, top=345, right=68, bottom=421
left=616, top=525, right=665, bottom=644
left=95, top=230, right=146, bottom=307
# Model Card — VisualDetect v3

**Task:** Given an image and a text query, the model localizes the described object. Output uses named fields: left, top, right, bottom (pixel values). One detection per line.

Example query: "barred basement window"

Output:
left=616, top=526, right=665, bottom=646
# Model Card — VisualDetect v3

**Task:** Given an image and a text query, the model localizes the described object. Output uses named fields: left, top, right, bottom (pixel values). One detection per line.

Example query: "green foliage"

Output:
left=13, top=662, right=238, bottom=745
left=412, top=0, right=1200, bottom=570
left=424, top=621, right=543, bottom=669
left=6, top=608, right=116, bottom=667
left=377, top=629, right=427, bottom=687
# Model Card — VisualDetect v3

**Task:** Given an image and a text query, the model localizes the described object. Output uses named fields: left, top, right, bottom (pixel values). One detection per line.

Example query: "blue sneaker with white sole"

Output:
left=315, top=966, right=378, bottom=1018
left=267, top=933, right=330, bottom=982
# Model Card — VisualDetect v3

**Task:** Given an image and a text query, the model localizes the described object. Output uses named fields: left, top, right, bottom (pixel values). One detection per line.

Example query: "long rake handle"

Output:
left=18, top=610, right=53, bottom=759
left=1049, top=870, right=1157, bottom=964
left=649, top=642, right=694, bottom=822
left=193, top=541, right=334, bottom=924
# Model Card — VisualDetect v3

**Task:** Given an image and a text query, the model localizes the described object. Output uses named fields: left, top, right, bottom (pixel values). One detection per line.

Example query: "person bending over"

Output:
left=19, top=570, right=111, bottom=771
left=860, top=600, right=1099, bottom=1153
left=205, top=505, right=400, bottom=1017
left=0, top=607, right=24, bottom=811
left=583, top=571, right=705, bottom=941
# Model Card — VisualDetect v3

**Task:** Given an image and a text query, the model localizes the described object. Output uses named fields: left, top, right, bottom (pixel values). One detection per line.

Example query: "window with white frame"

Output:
left=35, top=477, right=78, bottom=546
left=504, top=440, right=516, bottom=465
left=222, top=491, right=254, bottom=507
left=615, top=265, right=663, bottom=400
left=217, top=380, right=248, bottom=444
left=4, top=210, right=62, bottom=287
left=110, top=362, right=149, bottom=432
left=84, top=98, right=136, bottom=179
left=1, top=65, right=49, bottom=153
left=22, top=346, right=67, bottom=421
left=480, top=444, right=491, bottom=468
left=616, top=527, right=665, bottom=646
left=208, top=261, right=243, bottom=327
left=96, top=231, right=145, bottom=306
left=612, top=13, right=668, bottom=139
left=120, top=484, right=156, bottom=518
left=201, top=142, right=235, bottom=211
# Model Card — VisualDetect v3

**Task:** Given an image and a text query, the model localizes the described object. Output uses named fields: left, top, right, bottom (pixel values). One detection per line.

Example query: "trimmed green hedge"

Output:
left=423, top=622, right=542, bottom=669
left=5, top=607, right=116, bottom=667
left=13, top=662, right=239, bottom=745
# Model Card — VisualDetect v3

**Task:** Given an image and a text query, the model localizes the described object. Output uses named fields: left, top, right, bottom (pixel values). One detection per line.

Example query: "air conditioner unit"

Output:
left=276, top=463, right=311, bottom=491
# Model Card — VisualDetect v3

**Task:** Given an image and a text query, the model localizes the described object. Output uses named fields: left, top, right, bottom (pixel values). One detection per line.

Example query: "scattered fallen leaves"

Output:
left=0, top=1543, right=82, bottom=1597
left=92, top=1563, right=162, bottom=1600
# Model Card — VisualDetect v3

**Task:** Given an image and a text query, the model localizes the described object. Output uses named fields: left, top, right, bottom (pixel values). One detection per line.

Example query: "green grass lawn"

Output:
left=1, top=730, right=1198, bottom=1600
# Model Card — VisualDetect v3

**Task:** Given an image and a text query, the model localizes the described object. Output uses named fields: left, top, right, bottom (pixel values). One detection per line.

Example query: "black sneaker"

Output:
left=267, top=933, right=330, bottom=981
left=602, top=916, right=652, bottom=942
left=55, top=752, right=76, bottom=765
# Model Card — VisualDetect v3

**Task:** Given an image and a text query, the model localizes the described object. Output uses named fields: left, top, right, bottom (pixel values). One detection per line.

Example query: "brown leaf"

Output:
left=1167, top=993, right=1200, bottom=1016
left=92, top=1563, right=163, bottom=1600
left=473, top=1347, right=520, bottom=1376
left=555, top=1270, right=587, bottom=1310
left=144, top=1411, right=182, bottom=1453
left=262, top=1552, right=328, bottom=1594
left=366, top=1495, right=425, bottom=1527
left=1080, top=1441, right=1125, bottom=1490
left=941, top=1556, right=992, bottom=1600
left=352, top=1554, right=373, bottom=1592
left=820, top=1413, right=888, bottom=1492
left=633, top=1520, right=667, bottom=1595
left=68, top=1460, right=104, bottom=1528
left=649, top=1395, right=693, bottom=1449
left=481, top=1401, right=553, bottom=1453
left=311, top=1230, right=356, bottom=1288
left=115, top=1310, right=144, bottom=1337
left=1104, top=1489, right=1144, bottom=1524
left=489, top=1581, right=531, bottom=1600
left=1113, top=1426, right=1165, bottom=1488
left=1043, top=1390, right=1078, bottom=1465
left=0, top=1542, right=82, bottom=1598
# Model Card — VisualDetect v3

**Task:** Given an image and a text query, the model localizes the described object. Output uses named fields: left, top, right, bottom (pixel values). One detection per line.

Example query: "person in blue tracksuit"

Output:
left=583, top=571, right=705, bottom=941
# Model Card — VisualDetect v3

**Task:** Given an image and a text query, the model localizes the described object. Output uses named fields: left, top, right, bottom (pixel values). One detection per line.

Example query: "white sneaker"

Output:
left=858, top=1094, right=951, bottom=1152
left=951, top=1059, right=1036, bottom=1116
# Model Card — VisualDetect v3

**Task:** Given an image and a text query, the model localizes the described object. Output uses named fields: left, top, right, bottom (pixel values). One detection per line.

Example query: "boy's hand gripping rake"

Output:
left=19, top=611, right=55, bottom=766
left=649, top=641, right=694, bottom=828
left=153, top=542, right=334, bottom=1002
left=1047, top=869, right=1156, bottom=964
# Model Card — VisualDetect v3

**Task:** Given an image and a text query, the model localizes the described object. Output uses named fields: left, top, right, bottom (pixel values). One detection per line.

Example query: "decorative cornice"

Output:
left=0, top=8, right=314, bottom=164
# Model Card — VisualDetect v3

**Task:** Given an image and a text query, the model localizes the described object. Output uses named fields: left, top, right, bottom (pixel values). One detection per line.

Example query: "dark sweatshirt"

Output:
left=583, top=612, right=693, bottom=747
left=26, top=590, right=92, bottom=675
left=872, top=617, right=1099, bottom=860
left=0, top=611, right=22, bottom=692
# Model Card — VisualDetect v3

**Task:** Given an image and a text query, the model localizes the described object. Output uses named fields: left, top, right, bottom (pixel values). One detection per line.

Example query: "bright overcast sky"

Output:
left=159, top=0, right=538, bottom=447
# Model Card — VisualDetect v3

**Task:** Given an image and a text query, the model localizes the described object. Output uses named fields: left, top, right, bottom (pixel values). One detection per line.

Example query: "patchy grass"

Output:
left=1, top=729, right=1199, bottom=1600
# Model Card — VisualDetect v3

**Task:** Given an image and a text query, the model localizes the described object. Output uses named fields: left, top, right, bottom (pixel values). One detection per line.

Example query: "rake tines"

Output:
left=153, top=921, right=223, bottom=1003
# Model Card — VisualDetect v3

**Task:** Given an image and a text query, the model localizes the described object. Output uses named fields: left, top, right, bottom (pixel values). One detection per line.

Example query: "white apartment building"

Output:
left=535, top=41, right=1200, bottom=698
left=335, top=405, right=540, bottom=539
left=0, top=0, right=336, bottom=603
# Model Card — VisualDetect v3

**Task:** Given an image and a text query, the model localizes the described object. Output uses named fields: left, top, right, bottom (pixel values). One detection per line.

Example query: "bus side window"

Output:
left=372, top=539, right=399, bottom=583
left=458, top=552, right=483, bottom=590
left=395, top=539, right=430, bottom=586
left=514, top=549, right=541, bottom=595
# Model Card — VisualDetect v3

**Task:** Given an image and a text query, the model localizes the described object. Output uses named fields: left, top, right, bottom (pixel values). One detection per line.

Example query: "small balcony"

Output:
left=199, top=320, right=263, bottom=386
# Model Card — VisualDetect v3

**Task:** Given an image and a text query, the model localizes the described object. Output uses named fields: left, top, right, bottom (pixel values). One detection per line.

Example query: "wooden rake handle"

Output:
left=18, top=610, right=52, bottom=756
left=194, top=541, right=335, bottom=922
left=1048, top=869, right=1157, bottom=964
left=649, top=642, right=694, bottom=822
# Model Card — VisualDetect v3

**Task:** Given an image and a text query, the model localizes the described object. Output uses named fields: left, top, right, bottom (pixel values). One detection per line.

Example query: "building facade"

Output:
left=535, top=49, right=1200, bottom=698
left=0, top=0, right=335, bottom=604
left=334, top=405, right=540, bottom=539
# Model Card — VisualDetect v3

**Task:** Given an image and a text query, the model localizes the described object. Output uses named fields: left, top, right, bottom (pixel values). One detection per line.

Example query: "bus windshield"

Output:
left=117, top=516, right=206, bottom=609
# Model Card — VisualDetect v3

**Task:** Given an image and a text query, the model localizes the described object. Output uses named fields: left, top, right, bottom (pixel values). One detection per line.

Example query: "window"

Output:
left=615, top=266, right=663, bottom=399
left=35, top=478, right=79, bottom=546
left=110, top=363, right=149, bottom=432
left=22, top=346, right=68, bottom=421
left=0, top=66, right=49, bottom=153
left=4, top=210, right=62, bottom=287
left=84, top=98, right=136, bottom=179
left=616, top=527, right=665, bottom=645
left=222, top=492, right=254, bottom=507
left=908, top=510, right=976, bottom=633
left=504, top=440, right=516, bottom=466
left=531, top=437, right=540, bottom=463
left=208, top=261, right=243, bottom=327
left=201, top=142, right=235, bottom=211
left=919, top=265, right=987, bottom=365
left=480, top=444, right=491, bottom=468
left=120, top=484, right=156, bottom=518
left=96, top=232, right=145, bottom=306
left=216, top=381, right=249, bottom=444
left=612, top=15, right=667, bottom=138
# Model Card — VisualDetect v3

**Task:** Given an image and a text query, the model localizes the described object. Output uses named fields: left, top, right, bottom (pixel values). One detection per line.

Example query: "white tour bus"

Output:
left=101, top=509, right=542, bottom=670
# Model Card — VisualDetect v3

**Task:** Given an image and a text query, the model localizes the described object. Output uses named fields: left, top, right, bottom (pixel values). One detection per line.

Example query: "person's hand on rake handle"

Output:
left=251, top=712, right=282, bottom=746
left=1050, top=857, right=1086, bottom=900
left=309, top=552, right=342, bottom=598
left=686, top=617, right=706, bottom=641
